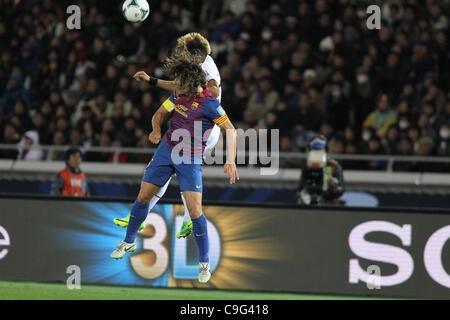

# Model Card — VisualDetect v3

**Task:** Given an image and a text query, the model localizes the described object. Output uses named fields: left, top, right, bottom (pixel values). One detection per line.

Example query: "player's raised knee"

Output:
left=137, top=182, right=160, bottom=204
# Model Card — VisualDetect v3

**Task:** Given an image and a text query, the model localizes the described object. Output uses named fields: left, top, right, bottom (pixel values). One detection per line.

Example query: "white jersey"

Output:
left=201, top=55, right=222, bottom=150
left=201, top=55, right=221, bottom=102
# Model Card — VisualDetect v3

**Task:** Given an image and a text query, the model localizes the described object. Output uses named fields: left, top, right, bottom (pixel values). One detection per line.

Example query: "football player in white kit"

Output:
left=114, top=33, right=222, bottom=238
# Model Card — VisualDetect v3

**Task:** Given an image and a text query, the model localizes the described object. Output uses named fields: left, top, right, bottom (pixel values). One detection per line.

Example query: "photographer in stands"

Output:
left=50, top=147, right=90, bottom=197
left=296, top=136, right=344, bottom=206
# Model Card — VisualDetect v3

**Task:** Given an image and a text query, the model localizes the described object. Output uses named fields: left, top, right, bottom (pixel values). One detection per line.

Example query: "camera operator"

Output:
left=296, top=136, right=344, bottom=205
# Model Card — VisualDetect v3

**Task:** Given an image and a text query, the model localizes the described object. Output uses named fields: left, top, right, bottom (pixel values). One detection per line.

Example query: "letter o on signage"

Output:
left=424, top=225, right=450, bottom=288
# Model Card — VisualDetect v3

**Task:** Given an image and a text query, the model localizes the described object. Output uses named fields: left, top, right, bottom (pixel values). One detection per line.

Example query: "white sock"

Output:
left=148, top=176, right=171, bottom=213
left=180, top=192, right=191, bottom=223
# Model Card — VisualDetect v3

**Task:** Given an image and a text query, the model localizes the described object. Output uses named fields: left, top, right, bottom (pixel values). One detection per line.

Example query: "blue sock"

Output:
left=192, top=214, right=209, bottom=263
left=124, top=200, right=149, bottom=243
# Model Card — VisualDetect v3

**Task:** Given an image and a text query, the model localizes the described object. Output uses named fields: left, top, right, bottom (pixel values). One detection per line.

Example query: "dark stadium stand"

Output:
left=0, top=0, right=448, bottom=167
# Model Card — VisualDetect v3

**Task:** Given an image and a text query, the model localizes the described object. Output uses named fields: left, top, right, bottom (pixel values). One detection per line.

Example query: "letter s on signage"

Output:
left=424, top=225, right=450, bottom=288
left=348, top=221, right=413, bottom=287
left=0, top=225, right=10, bottom=260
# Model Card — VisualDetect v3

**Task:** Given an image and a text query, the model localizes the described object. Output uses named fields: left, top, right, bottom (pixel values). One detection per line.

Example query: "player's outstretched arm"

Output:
left=220, top=120, right=239, bottom=184
left=206, top=79, right=220, bottom=99
left=149, top=105, right=170, bottom=144
left=133, top=71, right=176, bottom=92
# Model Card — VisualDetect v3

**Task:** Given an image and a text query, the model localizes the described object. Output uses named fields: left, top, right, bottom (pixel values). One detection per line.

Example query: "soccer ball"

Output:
left=122, top=0, right=150, bottom=22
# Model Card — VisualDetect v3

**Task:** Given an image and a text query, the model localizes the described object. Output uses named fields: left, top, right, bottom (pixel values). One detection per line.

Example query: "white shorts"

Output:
left=205, top=124, right=220, bottom=150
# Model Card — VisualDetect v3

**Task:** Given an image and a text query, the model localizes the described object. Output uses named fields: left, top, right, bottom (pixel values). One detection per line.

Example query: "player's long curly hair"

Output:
left=172, top=32, right=211, bottom=63
left=163, top=58, right=206, bottom=100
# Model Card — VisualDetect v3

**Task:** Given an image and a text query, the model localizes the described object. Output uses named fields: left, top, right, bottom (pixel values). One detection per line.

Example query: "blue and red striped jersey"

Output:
left=161, top=88, right=229, bottom=159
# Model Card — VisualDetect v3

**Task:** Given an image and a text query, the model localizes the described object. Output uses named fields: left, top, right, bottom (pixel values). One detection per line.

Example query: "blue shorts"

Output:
left=143, top=143, right=203, bottom=192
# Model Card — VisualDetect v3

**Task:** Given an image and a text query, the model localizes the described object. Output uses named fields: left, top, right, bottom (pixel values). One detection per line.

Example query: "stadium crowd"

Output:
left=0, top=0, right=449, bottom=171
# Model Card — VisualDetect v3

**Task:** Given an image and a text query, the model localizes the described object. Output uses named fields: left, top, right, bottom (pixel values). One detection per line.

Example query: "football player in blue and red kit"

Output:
left=110, top=59, right=238, bottom=284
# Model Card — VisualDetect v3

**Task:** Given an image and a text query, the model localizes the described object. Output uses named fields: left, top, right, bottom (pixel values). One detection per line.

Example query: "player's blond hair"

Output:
left=172, top=32, right=211, bottom=62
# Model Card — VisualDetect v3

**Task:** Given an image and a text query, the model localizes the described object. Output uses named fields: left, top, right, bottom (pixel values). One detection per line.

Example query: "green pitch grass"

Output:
left=0, top=280, right=406, bottom=300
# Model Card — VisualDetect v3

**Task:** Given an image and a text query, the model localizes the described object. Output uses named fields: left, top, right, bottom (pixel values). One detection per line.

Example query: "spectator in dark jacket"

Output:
left=0, top=72, right=30, bottom=119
